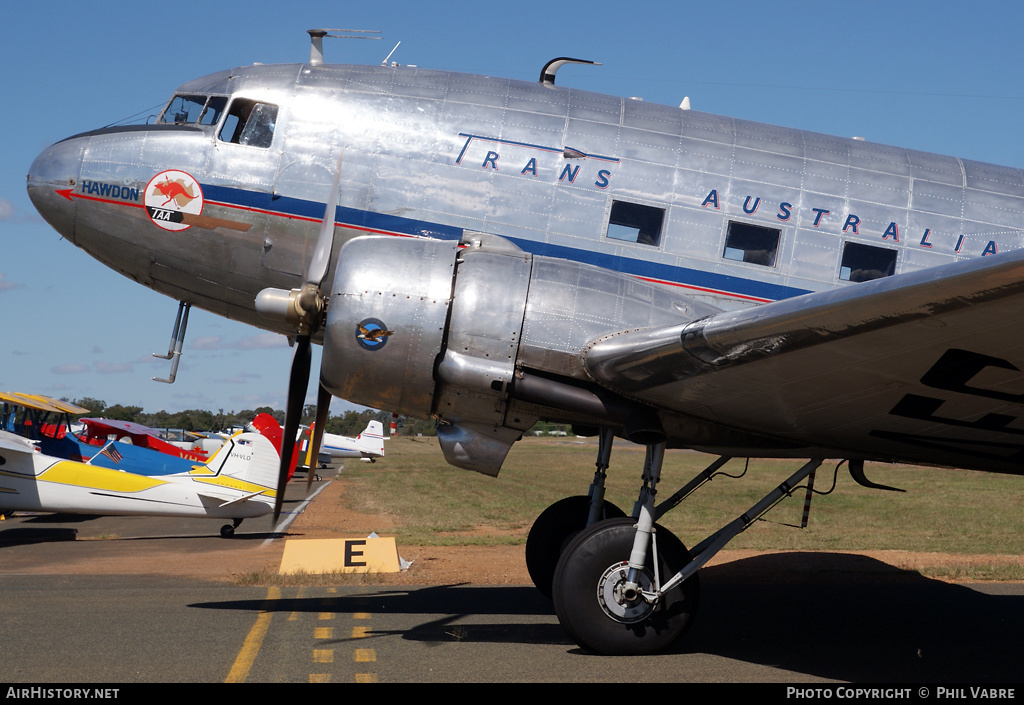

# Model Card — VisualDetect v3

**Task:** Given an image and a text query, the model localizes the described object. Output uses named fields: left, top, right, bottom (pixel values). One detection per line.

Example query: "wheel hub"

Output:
left=597, top=561, right=655, bottom=623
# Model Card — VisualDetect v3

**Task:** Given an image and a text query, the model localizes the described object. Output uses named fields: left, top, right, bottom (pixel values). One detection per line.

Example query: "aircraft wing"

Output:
left=0, top=392, right=88, bottom=415
left=585, top=248, right=1024, bottom=474
left=81, top=418, right=163, bottom=438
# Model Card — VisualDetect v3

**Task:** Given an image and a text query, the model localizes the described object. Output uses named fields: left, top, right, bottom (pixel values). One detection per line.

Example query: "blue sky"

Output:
left=2, top=0, right=1023, bottom=415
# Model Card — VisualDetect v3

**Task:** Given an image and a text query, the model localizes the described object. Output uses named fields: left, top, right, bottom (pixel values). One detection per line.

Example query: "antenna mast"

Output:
left=307, top=28, right=381, bottom=66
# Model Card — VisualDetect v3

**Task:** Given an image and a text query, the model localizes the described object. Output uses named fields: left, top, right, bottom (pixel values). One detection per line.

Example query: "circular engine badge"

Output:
left=144, top=170, right=204, bottom=231
left=355, top=318, right=394, bottom=351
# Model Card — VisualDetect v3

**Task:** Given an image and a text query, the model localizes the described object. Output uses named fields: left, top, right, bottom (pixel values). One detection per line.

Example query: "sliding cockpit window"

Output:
left=218, top=99, right=279, bottom=148
left=159, top=95, right=228, bottom=126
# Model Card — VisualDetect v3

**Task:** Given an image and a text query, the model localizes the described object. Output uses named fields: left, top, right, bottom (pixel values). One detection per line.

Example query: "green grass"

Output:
left=341, top=436, right=1024, bottom=562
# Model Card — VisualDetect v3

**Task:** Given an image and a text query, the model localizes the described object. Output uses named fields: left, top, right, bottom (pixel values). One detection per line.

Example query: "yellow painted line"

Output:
left=351, top=626, right=370, bottom=638
left=318, top=612, right=334, bottom=620
left=225, top=586, right=280, bottom=683
left=314, top=626, right=333, bottom=639
left=310, top=674, right=331, bottom=683
left=354, top=648, right=376, bottom=663
left=353, top=612, right=371, bottom=620
left=355, top=674, right=378, bottom=683
left=312, top=649, right=334, bottom=663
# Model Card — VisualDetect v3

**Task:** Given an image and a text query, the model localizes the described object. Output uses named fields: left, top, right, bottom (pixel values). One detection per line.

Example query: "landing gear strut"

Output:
left=545, top=431, right=824, bottom=655
left=525, top=429, right=624, bottom=598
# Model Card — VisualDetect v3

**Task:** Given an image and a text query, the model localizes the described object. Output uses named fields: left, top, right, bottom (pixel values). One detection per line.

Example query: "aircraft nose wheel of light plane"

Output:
left=525, top=495, right=625, bottom=599
left=551, top=517, right=699, bottom=655
left=220, top=519, right=242, bottom=538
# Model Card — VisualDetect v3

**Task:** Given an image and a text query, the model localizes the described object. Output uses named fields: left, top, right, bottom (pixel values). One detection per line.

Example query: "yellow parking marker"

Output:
left=354, top=648, right=376, bottom=663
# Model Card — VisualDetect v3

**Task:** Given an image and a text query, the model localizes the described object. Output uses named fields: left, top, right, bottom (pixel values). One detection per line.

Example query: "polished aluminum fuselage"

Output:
left=26, top=62, right=1024, bottom=471
left=30, top=62, right=1024, bottom=329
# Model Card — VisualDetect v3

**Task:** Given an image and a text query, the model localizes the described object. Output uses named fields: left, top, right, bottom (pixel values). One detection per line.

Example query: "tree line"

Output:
left=65, top=398, right=576, bottom=438
left=65, top=397, right=438, bottom=437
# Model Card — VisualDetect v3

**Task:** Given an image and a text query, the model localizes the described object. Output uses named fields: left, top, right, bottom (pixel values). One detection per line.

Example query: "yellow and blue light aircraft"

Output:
left=0, top=424, right=280, bottom=538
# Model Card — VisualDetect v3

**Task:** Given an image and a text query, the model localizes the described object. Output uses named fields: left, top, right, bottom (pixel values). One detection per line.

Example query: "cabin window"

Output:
left=160, top=94, right=227, bottom=126
left=606, top=201, right=664, bottom=246
left=218, top=99, right=278, bottom=148
left=723, top=221, right=780, bottom=266
left=839, top=242, right=897, bottom=282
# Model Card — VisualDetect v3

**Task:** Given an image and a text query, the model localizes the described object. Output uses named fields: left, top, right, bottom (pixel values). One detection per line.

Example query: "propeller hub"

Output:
left=256, top=285, right=325, bottom=334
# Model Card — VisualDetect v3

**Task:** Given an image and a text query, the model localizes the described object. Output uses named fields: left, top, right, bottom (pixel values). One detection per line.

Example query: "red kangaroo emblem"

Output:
left=152, top=178, right=197, bottom=208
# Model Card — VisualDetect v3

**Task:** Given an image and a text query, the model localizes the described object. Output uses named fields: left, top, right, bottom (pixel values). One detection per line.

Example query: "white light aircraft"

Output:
left=0, top=426, right=280, bottom=538
left=318, top=420, right=385, bottom=461
left=24, top=31, right=1024, bottom=654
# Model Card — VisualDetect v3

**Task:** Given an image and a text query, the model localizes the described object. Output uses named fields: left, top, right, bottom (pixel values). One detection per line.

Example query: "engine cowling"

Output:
left=321, top=235, right=534, bottom=475
left=321, top=234, right=718, bottom=475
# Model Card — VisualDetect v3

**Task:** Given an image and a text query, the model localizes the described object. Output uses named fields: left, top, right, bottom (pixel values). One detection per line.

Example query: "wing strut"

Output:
left=153, top=301, right=190, bottom=384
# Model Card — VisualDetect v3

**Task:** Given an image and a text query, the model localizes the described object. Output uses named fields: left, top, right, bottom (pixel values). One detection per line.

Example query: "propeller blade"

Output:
left=274, top=333, right=312, bottom=523
left=307, top=382, right=332, bottom=491
left=305, top=151, right=344, bottom=288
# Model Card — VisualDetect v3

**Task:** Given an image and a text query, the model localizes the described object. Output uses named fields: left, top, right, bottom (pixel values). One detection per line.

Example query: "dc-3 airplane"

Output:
left=0, top=424, right=281, bottom=539
left=24, top=30, right=1024, bottom=654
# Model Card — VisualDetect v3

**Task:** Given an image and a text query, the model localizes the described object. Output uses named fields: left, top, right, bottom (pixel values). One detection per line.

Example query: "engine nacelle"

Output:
left=321, top=236, right=458, bottom=419
left=322, top=235, right=535, bottom=474
left=322, top=234, right=716, bottom=475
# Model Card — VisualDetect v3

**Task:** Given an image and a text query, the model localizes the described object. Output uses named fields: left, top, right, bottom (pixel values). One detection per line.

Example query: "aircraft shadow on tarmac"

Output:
left=0, top=513, right=100, bottom=544
left=193, top=552, right=1024, bottom=681
left=0, top=513, right=282, bottom=545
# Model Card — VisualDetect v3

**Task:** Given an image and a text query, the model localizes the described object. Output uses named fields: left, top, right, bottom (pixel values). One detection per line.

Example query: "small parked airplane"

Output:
left=0, top=425, right=280, bottom=538
left=2, top=394, right=297, bottom=483
left=308, top=420, right=385, bottom=462
left=25, top=30, right=1024, bottom=654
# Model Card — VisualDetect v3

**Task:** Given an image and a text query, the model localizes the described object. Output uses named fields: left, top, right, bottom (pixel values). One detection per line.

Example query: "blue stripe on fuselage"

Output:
left=201, top=184, right=810, bottom=302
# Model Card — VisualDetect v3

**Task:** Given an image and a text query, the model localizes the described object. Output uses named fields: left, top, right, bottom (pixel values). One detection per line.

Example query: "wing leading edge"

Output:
left=585, top=249, right=1024, bottom=474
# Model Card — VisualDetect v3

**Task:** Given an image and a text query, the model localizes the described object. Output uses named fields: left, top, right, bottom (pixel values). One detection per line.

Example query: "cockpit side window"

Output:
left=161, top=95, right=207, bottom=124
left=160, top=94, right=228, bottom=126
left=218, top=98, right=278, bottom=148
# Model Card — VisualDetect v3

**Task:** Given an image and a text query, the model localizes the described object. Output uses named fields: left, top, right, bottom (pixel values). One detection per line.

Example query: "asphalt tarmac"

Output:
left=2, top=472, right=1023, bottom=684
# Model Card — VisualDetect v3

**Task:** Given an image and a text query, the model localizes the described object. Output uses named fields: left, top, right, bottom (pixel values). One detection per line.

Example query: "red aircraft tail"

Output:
left=249, top=413, right=298, bottom=480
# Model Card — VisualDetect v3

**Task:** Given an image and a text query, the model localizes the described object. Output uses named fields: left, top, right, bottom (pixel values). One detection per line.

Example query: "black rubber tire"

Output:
left=552, top=517, right=700, bottom=655
left=525, top=496, right=625, bottom=599
left=220, top=524, right=235, bottom=538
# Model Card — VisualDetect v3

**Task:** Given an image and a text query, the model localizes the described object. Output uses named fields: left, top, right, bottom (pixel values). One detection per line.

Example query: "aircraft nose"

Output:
left=26, top=134, right=88, bottom=244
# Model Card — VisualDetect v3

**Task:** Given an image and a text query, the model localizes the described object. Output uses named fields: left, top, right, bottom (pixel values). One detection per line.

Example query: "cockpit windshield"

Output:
left=159, top=94, right=228, bottom=126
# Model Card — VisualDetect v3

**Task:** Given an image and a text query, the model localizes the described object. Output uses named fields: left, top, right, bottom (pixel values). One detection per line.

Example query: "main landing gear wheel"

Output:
left=525, top=496, right=625, bottom=599
left=552, top=517, right=699, bottom=655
